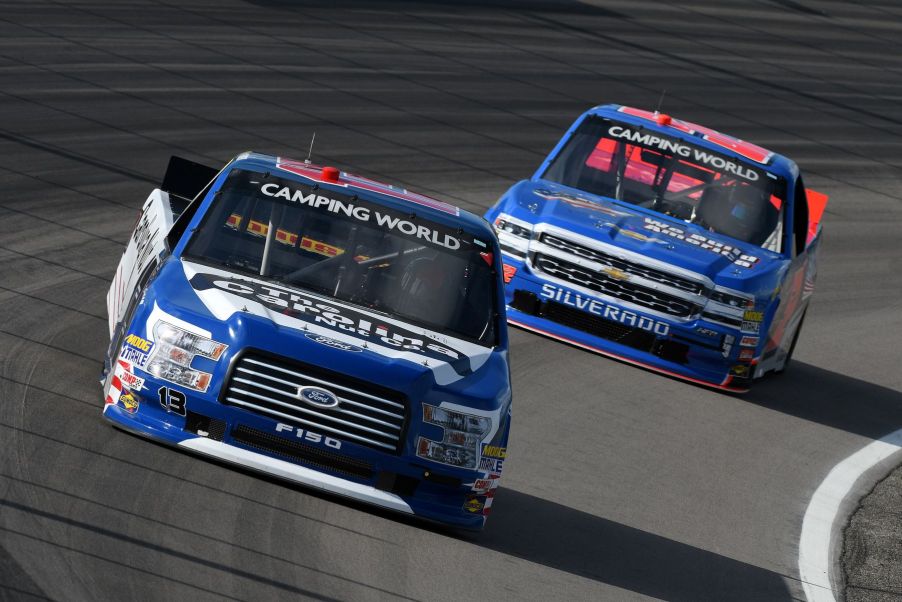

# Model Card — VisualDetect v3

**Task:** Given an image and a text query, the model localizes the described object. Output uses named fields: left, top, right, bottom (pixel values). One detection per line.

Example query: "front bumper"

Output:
left=102, top=382, right=498, bottom=530
left=501, top=261, right=756, bottom=393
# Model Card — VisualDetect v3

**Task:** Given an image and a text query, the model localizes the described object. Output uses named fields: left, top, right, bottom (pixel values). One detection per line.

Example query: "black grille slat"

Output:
left=222, top=352, right=408, bottom=454
left=541, top=233, right=706, bottom=295
left=702, top=311, right=742, bottom=328
left=541, top=301, right=657, bottom=351
left=534, top=254, right=702, bottom=318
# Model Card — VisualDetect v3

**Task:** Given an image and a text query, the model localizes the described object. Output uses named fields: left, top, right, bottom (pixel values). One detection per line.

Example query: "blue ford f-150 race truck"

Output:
left=103, top=153, right=511, bottom=529
left=486, top=104, right=829, bottom=392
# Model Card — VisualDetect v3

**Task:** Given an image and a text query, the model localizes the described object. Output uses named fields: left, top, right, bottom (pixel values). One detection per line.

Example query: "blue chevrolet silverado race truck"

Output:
left=486, top=104, right=828, bottom=392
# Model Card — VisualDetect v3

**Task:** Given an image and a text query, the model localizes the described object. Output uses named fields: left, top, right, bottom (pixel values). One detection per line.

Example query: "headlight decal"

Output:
left=144, top=321, right=228, bottom=392
left=416, top=402, right=501, bottom=470
left=133, top=303, right=227, bottom=393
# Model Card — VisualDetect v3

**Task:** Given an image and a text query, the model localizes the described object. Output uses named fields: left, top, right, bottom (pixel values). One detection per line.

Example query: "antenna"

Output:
left=304, top=131, right=316, bottom=164
left=654, top=89, right=666, bottom=115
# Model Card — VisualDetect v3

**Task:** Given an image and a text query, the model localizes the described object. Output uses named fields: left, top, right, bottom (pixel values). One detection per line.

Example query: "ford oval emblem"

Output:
left=296, top=386, right=340, bottom=409
left=305, top=332, right=363, bottom=352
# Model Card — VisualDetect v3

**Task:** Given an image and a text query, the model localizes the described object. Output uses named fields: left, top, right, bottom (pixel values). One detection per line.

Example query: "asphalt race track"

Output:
left=2, top=1, right=902, bottom=600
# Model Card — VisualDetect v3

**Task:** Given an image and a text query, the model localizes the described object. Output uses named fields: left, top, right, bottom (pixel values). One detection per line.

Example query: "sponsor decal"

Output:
left=643, top=219, right=759, bottom=267
left=482, top=445, right=507, bottom=459
left=471, top=478, right=493, bottom=493
left=463, top=496, right=484, bottom=513
left=299, top=236, right=344, bottom=258
left=259, top=182, right=463, bottom=251
left=743, top=310, right=764, bottom=322
left=601, top=222, right=669, bottom=246
left=533, top=188, right=632, bottom=217
left=119, top=391, right=139, bottom=414
left=730, top=364, right=750, bottom=377
left=247, top=219, right=268, bottom=237
left=479, top=456, right=504, bottom=473
left=540, top=283, right=670, bottom=336
left=741, top=320, right=761, bottom=334
left=296, top=386, right=340, bottom=409
left=158, top=386, right=187, bottom=416
left=190, top=273, right=471, bottom=373
left=119, top=370, right=145, bottom=392
left=739, top=348, right=755, bottom=360
left=275, top=423, right=341, bottom=449
left=607, top=125, right=762, bottom=182
left=130, top=210, right=162, bottom=283
left=470, top=473, right=501, bottom=494
left=124, top=334, right=152, bottom=352
left=305, top=332, right=363, bottom=352
left=119, top=335, right=154, bottom=369
left=644, top=219, right=737, bottom=258
left=696, top=327, right=719, bottom=338
left=740, top=336, right=759, bottom=347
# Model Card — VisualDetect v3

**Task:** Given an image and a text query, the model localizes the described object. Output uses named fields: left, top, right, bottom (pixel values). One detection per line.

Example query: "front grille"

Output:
left=222, top=352, right=408, bottom=453
left=541, top=233, right=706, bottom=295
left=534, top=254, right=702, bottom=318
left=542, top=300, right=657, bottom=351
left=184, top=411, right=226, bottom=441
left=231, top=425, right=374, bottom=478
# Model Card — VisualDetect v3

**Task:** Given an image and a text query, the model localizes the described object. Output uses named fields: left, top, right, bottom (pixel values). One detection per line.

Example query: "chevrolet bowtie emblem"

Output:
left=601, top=266, right=631, bottom=281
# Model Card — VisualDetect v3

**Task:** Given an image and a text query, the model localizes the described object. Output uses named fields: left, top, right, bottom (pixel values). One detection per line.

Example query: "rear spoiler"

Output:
left=161, top=156, right=219, bottom=248
left=161, top=155, right=219, bottom=203
left=805, top=189, right=829, bottom=245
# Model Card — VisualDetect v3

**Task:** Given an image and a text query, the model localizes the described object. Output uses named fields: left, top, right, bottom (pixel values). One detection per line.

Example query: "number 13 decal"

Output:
left=158, top=386, right=187, bottom=416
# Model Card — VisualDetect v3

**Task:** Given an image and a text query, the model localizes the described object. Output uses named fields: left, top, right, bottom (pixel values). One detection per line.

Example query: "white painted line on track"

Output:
left=799, top=428, right=902, bottom=602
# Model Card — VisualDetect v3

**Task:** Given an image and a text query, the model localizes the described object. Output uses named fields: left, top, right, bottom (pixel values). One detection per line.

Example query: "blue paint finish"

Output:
left=104, top=153, right=511, bottom=529
left=486, top=104, right=825, bottom=391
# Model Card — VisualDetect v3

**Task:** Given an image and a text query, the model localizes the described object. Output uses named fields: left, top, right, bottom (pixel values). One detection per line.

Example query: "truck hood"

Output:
left=150, top=259, right=496, bottom=388
left=513, top=180, right=782, bottom=282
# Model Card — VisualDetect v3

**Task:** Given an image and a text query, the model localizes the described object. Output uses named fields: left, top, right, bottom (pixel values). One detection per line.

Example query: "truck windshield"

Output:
left=184, top=168, right=497, bottom=346
left=543, top=116, right=787, bottom=251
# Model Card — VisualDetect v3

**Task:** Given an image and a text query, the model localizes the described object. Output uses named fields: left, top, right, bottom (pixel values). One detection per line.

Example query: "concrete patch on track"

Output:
left=799, top=430, right=902, bottom=602
left=842, top=463, right=902, bottom=601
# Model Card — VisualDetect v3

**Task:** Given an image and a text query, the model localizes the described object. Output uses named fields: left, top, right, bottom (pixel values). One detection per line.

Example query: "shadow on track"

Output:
left=747, top=362, right=902, bottom=441
left=100, top=424, right=791, bottom=600
left=478, top=489, right=792, bottom=601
